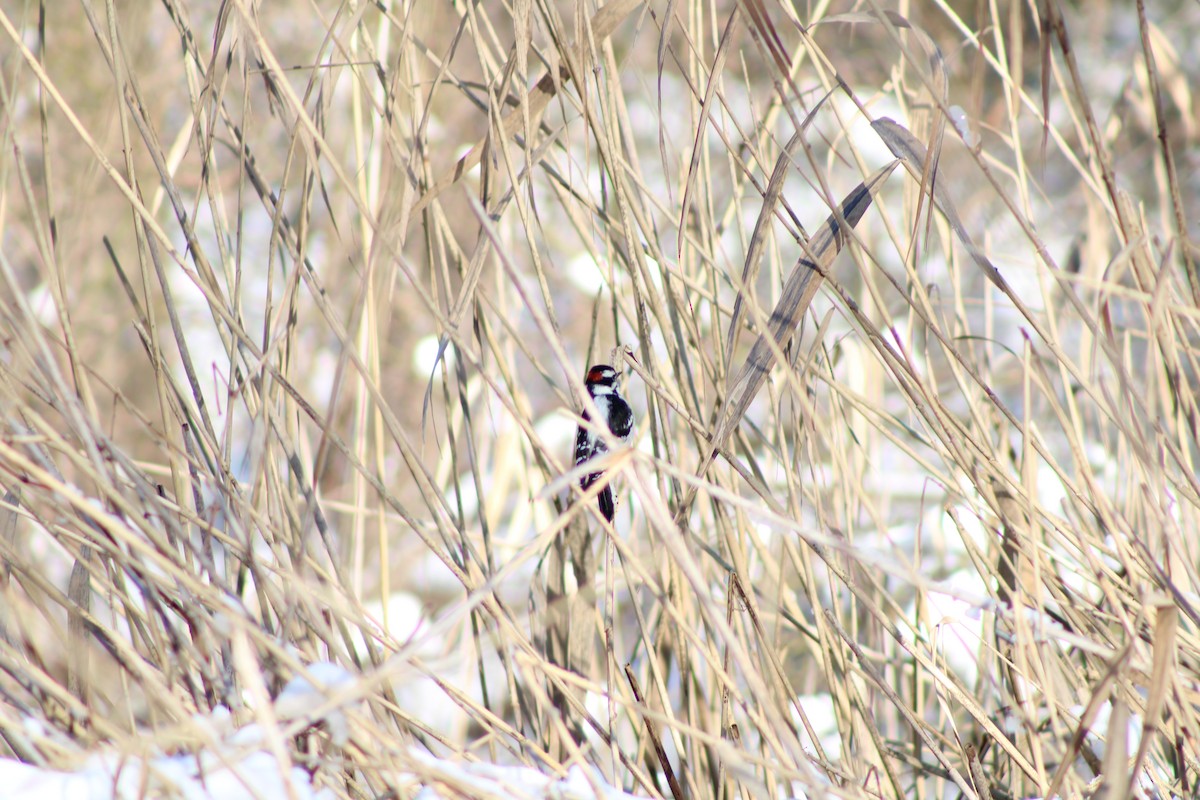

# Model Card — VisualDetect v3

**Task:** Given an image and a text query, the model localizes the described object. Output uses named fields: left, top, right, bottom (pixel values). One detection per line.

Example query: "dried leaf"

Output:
left=1100, top=700, right=1130, bottom=798
left=872, top=117, right=1010, bottom=292
left=1128, top=602, right=1178, bottom=791
left=725, top=89, right=833, bottom=368
left=711, top=159, right=899, bottom=457
left=819, top=11, right=947, bottom=238
left=678, top=8, right=740, bottom=259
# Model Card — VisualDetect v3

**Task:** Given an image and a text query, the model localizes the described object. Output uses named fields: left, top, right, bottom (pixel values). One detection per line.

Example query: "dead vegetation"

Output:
left=1, top=0, right=1199, bottom=797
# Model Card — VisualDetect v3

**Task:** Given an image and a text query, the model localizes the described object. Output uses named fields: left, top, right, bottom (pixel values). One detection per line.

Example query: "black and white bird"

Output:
left=573, top=364, right=635, bottom=522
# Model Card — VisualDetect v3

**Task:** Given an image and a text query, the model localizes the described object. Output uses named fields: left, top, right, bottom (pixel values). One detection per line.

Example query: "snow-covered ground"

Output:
left=0, top=743, right=644, bottom=800
left=0, top=662, right=644, bottom=800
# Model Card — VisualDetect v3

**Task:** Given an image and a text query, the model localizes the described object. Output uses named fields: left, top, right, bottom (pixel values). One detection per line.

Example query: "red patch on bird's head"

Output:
left=586, top=365, right=613, bottom=384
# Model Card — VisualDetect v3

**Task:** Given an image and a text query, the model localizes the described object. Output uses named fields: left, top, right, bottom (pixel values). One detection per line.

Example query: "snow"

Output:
left=0, top=659, right=646, bottom=800
left=405, top=751, right=642, bottom=800
left=275, top=662, right=358, bottom=746
left=0, top=745, right=333, bottom=800
left=412, top=334, right=456, bottom=377
left=948, top=105, right=980, bottom=149
left=0, top=743, right=648, bottom=800
left=0, top=665, right=365, bottom=799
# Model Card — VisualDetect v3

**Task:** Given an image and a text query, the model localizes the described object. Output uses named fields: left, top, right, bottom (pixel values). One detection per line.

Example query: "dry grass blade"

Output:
left=820, top=9, right=948, bottom=245
left=624, top=664, right=684, bottom=800
left=1128, top=601, right=1178, bottom=791
left=1134, top=0, right=1199, bottom=305
left=1101, top=701, right=1131, bottom=799
left=677, top=7, right=740, bottom=260
left=964, top=743, right=993, bottom=800
left=411, top=0, right=642, bottom=215
left=709, top=159, right=898, bottom=461
left=724, top=90, right=831, bottom=368
left=736, top=0, right=791, bottom=78
left=871, top=117, right=1004, bottom=290
left=1044, top=641, right=1132, bottom=800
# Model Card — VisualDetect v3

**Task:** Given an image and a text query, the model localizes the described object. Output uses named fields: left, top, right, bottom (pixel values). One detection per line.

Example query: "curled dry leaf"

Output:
left=710, top=159, right=900, bottom=461
left=872, top=117, right=1010, bottom=293
left=725, top=89, right=834, bottom=369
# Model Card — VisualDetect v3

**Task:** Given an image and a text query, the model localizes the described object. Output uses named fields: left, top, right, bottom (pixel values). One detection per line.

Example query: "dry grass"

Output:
left=1, top=0, right=1199, bottom=797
